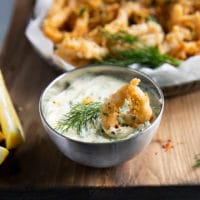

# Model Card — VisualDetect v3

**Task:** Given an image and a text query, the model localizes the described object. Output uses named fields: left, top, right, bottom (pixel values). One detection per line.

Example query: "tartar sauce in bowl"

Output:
left=39, top=65, right=164, bottom=167
left=46, top=74, right=126, bottom=143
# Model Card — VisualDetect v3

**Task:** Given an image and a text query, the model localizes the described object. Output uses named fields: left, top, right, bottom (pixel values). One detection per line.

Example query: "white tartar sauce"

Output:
left=45, top=74, right=150, bottom=143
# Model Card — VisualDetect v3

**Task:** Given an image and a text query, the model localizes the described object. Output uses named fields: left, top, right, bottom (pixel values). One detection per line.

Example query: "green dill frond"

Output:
left=55, top=102, right=102, bottom=134
left=193, top=159, right=200, bottom=168
left=146, top=15, right=158, bottom=22
left=193, top=154, right=200, bottom=168
left=100, top=30, right=140, bottom=44
left=97, top=30, right=182, bottom=68
left=97, top=46, right=182, bottom=68
left=79, top=7, right=87, bottom=16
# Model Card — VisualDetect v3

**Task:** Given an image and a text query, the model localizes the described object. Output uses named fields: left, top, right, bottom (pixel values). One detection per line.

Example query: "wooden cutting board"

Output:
left=0, top=0, right=200, bottom=188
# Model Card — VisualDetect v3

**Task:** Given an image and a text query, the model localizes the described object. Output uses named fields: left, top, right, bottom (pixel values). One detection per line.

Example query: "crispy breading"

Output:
left=43, top=0, right=200, bottom=66
left=100, top=78, right=153, bottom=135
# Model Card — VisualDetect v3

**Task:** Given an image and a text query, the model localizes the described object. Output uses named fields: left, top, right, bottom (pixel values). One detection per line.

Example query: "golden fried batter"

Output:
left=100, top=78, right=153, bottom=135
left=43, top=0, right=200, bottom=66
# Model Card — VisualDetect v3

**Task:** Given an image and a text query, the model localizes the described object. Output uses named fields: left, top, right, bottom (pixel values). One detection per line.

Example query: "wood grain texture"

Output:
left=0, top=0, right=200, bottom=188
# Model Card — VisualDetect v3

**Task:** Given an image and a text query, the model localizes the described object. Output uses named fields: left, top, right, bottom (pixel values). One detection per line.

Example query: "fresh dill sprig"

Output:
left=193, top=159, right=200, bottom=168
left=55, top=102, right=102, bottom=134
left=97, top=30, right=182, bottom=68
left=146, top=15, right=158, bottom=22
left=193, top=154, right=200, bottom=168
left=97, top=46, right=182, bottom=68
left=101, top=30, right=140, bottom=44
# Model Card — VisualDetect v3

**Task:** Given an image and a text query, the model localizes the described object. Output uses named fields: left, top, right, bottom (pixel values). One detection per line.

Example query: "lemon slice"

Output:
left=0, top=146, right=9, bottom=165
left=0, top=70, right=25, bottom=149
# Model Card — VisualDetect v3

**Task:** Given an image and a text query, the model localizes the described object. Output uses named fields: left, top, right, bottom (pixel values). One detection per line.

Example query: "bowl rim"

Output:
left=39, top=65, right=164, bottom=145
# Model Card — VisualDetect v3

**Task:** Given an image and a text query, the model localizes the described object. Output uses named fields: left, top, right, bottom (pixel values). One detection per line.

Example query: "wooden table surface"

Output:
left=0, top=0, right=200, bottom=188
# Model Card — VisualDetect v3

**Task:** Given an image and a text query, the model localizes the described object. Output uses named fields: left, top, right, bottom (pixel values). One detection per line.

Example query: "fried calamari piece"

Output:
left=128, top=21, right=164, bottom=46
left=100, top=85, right=128, bottom=131
left=127, top=78, right=153, bottom=128
left=100, top=78, right=153, bottom=135
left=55, top=34, right=108, bottom=65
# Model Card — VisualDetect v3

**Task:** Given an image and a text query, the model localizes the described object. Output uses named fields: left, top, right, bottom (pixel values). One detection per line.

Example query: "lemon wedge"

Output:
left=0, top=70, right=25, bottom=149
left=0, top=124, right=5, bottom=142
left=0, top=146, right=9, bottom=165
left=0, top=132, right=5, bottom=142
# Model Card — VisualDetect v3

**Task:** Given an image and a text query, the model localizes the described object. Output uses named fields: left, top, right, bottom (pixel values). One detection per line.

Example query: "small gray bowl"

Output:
left=39, top=65, right=164, bottom=168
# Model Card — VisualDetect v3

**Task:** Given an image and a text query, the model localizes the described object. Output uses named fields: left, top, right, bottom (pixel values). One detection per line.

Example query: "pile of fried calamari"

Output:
left=43, top=0, right=200, bottom=67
